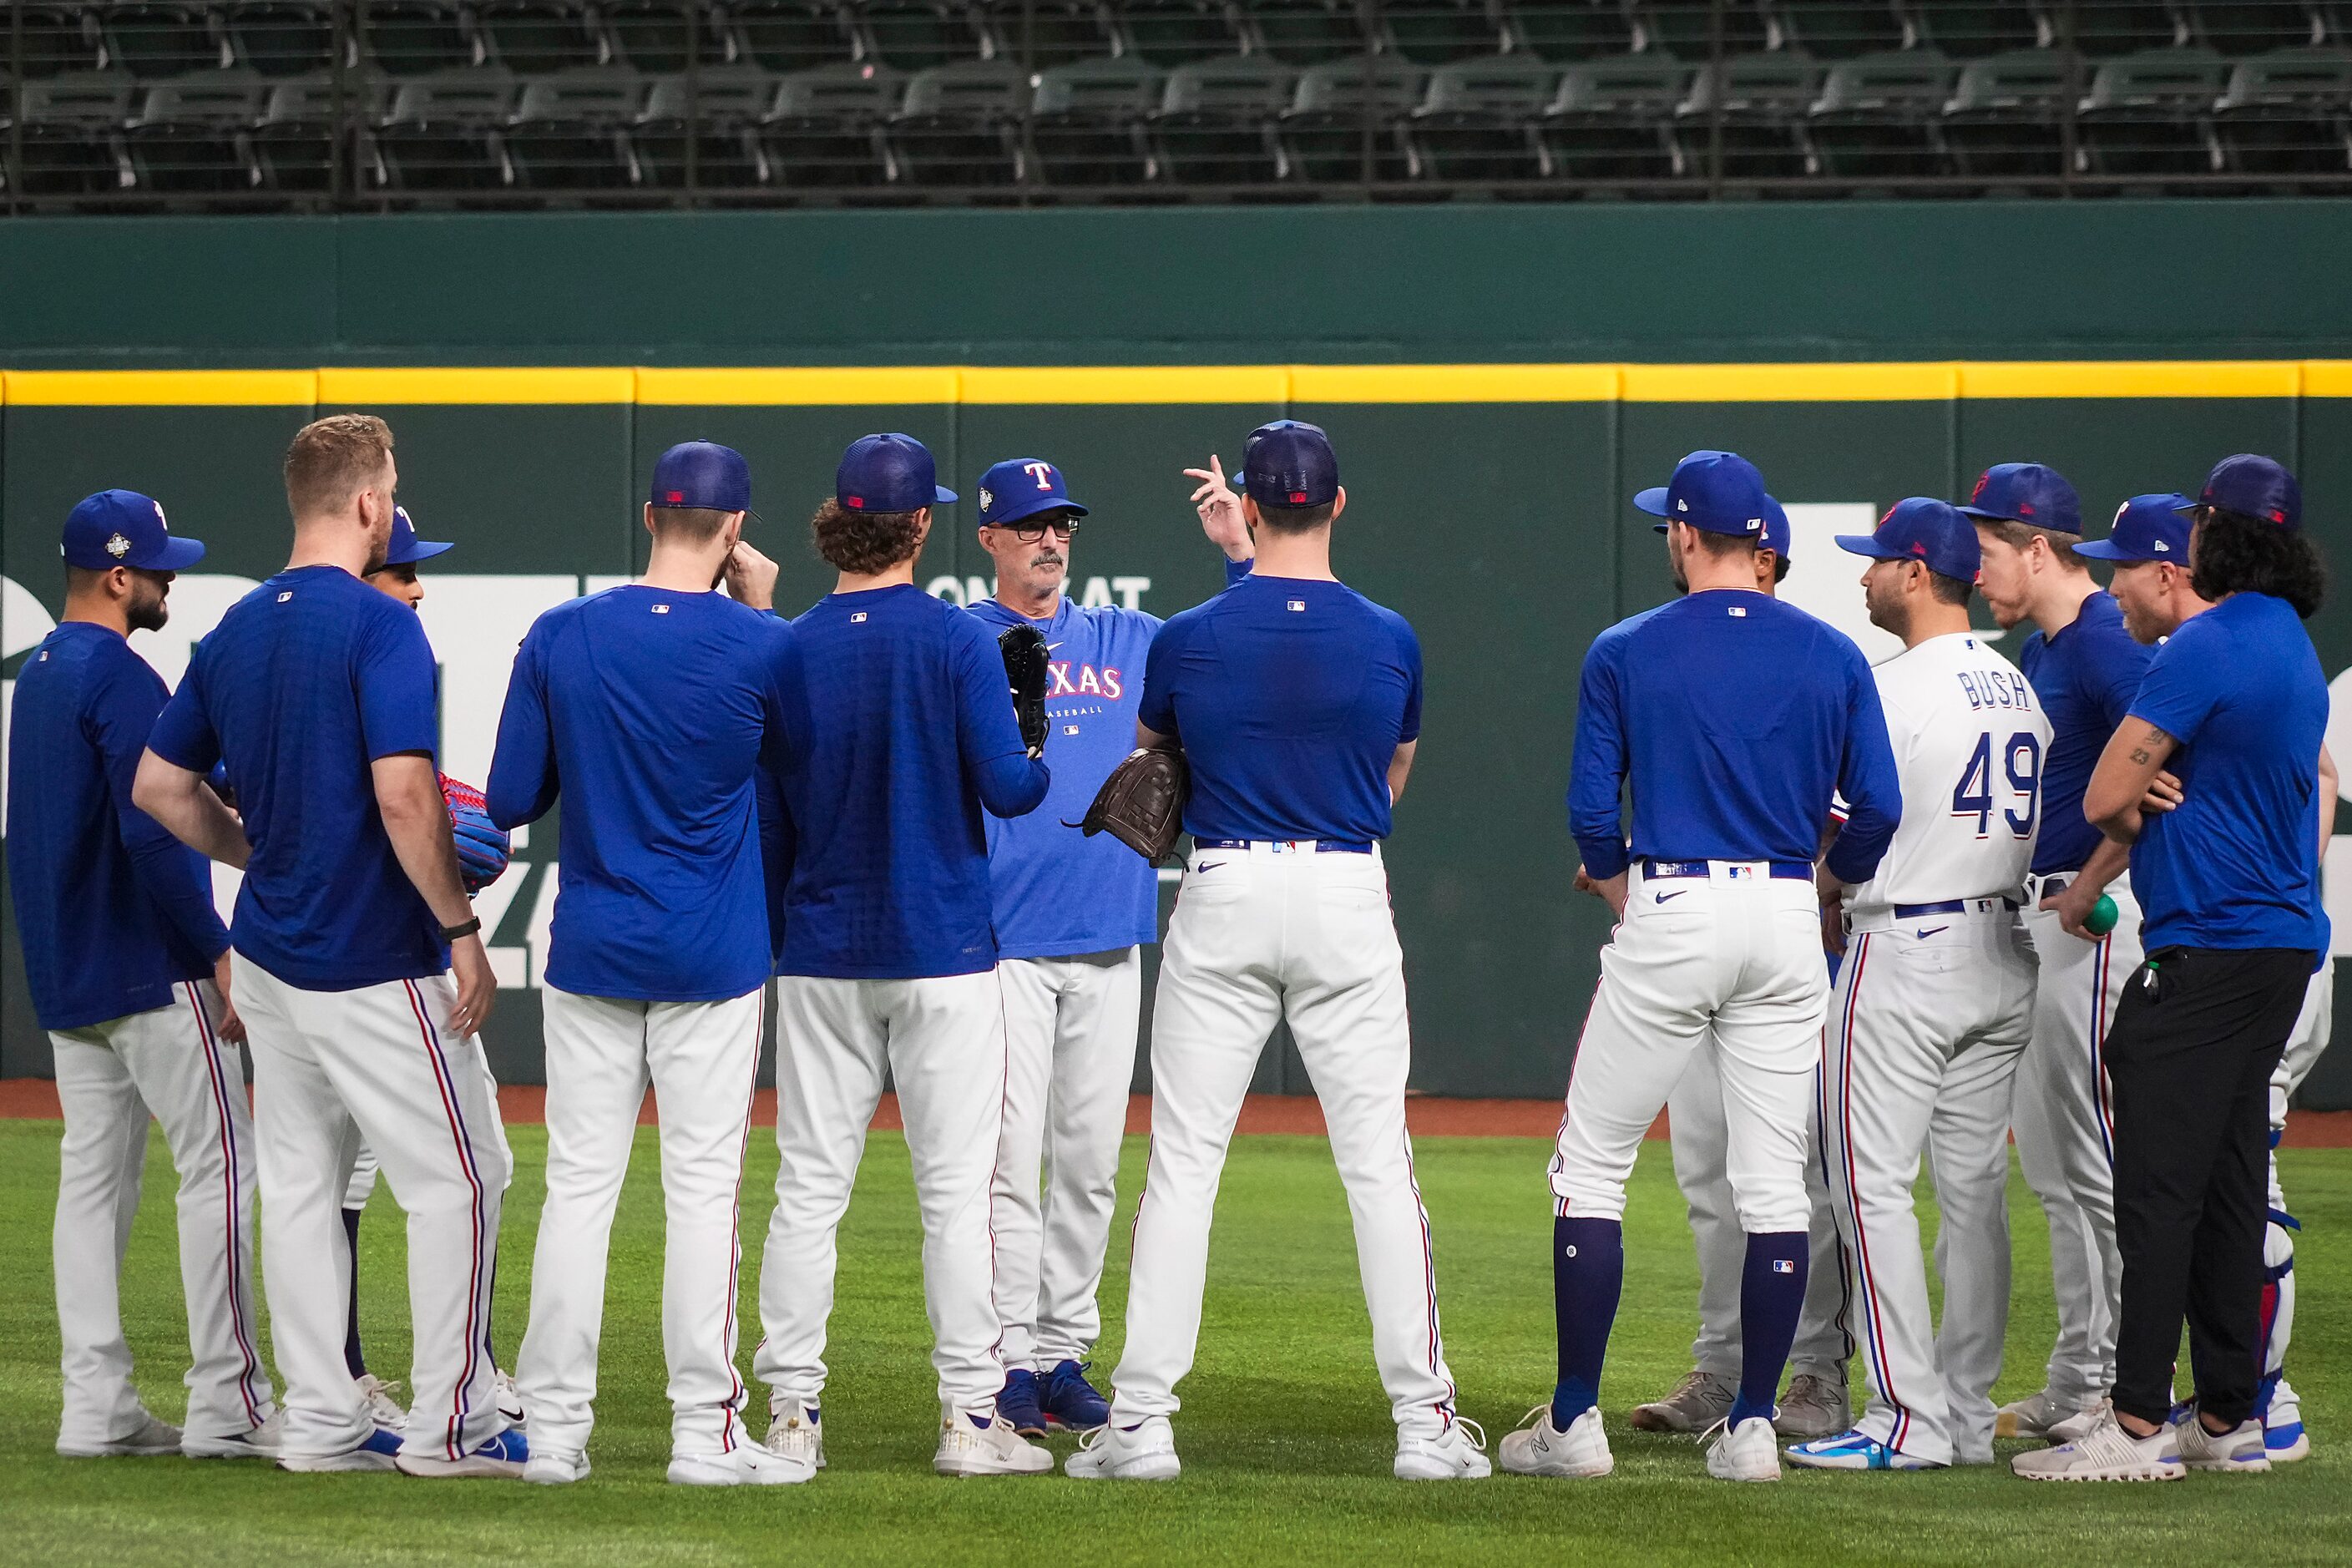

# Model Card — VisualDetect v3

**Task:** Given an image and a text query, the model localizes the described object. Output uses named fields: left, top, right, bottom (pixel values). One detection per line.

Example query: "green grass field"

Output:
left=3, top=1120, right=2349, bottom=1565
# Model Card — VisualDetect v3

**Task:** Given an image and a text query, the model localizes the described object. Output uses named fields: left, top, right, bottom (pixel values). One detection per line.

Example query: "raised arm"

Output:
left=951, top=615, right=1049, bottom=818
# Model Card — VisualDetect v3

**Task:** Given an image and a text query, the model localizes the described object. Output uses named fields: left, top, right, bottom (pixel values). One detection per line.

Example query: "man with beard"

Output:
left=8, top=489, right=278, bottom=1461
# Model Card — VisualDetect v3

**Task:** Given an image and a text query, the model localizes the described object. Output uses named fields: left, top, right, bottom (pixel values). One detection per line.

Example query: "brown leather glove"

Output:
left=1071, top=746, right=1189, bottom=864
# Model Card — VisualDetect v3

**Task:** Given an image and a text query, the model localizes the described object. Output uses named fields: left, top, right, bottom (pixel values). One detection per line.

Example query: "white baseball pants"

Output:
left=49, top=981, right=275, bottom=1449
left=1552, top=863, right=1825, bottom=1235
left=2012, top=875, right=2141, bottom=1410
left=1108, top=842, right=1459, bottom=1441
left=235, top=956, right=510, bottom=1464
left=756, top=969, right=1010, bottom=1421
left=2263, top=962, right=2334, bottom=1401
left=518, top=985, right=766, bottom=1460
left=991, top=948, right=1141, bottom=1374
left=1818, top=910, right=2034, bottom=1464
left=344, top=1054, right=513, bottom=1210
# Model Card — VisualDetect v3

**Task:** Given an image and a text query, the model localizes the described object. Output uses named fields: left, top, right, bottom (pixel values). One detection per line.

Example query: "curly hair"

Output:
left=2192, top=508, right=2327, bottom=620
left=811, top=498, right=925, bottom=576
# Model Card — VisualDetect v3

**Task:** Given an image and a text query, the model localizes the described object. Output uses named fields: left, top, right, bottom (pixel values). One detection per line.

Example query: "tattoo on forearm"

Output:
left=2128, top=724, right=2172, bottom=767
left=2130, top=747, right=2151, bottom=765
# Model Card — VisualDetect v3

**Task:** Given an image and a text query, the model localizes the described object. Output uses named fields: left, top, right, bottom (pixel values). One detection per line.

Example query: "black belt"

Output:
left=1642, top=857, right=1812, bottom=882
left=1196, top=838, right=1373, bottom=855
left=1894, top=897, right=2021, bottom=918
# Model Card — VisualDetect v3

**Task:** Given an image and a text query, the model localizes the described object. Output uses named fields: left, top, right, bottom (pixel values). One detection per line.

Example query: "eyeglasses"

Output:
left=1009, top=518, right=1080, bottom=543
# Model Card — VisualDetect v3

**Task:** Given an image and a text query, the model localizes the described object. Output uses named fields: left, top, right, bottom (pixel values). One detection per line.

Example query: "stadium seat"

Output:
left=1940, top=44, right=2071, bottom=176
left=374, top=66, right=519, bottom=190
left=359, top=2, right=484, bottom=75
left=1119, top=0, right=1250, bottom=64
left=604, top=1, right=742, bottom=72
left=2189, top=2, right=2325, bottom=55
left=1913, top=0, right=2042, bottom=55
left=1277, top=55, right=1422, bottom=180
left=2213, top=44, right=2352, bottom=172
left=2064, top=1, right=2187, bottom=55
left=1246, top=0, right=1370, bottom=64
left=1536, top=49, right=1687, bottom=180
left=1676, top=48, right=1821, bottom=178
left=9, top=5, right=104, bottom=79
left=100, top=4, right=229, bottom=79
left=887, top=58, right=1025, bottom=185
left=635, top=65, right=779, bottom=186
left=1774, top=0, right=1912, bottom=58
left=124, top=68, right=268, bottom=196
left=1027, top=55, right=1162, bottom=182
left=475, top=1, right=609, bottom=74
left=731, top=1, right=861, bottom=71
left=982, top=0, right=1122, bottom=66
left=1806, top=46, right=1955, bottom=178
left=1150, top=53, right=1292, bottom=181
left=763, top=59, right=902, bottom=185
left=2076, top=45, right=2227, bottom=175
left=857, top=0, right=989, bottom=70
left=1503, top=1, right=1638, bottom=62
left=1383, top=1, right=1513, bottom=65
left=225, top=3, right=343, bottom=77
left=1635, top=0, right=1774, bottom=59
left=252, top=71, right=391, bottom=193
left=505, top=67, right=649, bottom=188
left=14, top=70, right=136, bottom=196
left=1406, top=52, right=1554, bottom=178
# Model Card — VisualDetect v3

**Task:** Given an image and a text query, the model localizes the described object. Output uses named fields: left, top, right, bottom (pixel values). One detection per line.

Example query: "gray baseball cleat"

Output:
left=1773, top=1373, right=1850, bottom=1440
left=1631, top=1369, right=1736, bottom=1434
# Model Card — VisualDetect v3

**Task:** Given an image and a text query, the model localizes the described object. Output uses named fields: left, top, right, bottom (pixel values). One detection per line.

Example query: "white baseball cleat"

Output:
left=2266, top=1379, right=2310, bottom=1463
left=57, top=1409, right=184, bottom=1459
left=355, top=1373, right=408, bottom=1431
left=670, top=1445, right=807, bottom=1485
left=1499, top=1404, right=1612, bottom=1479
left=184, top=1409, right=283, bottom=1459
left=934, top=1411, right=1054, bottom=1477
left=761, top=1408, right=825, bottom=1480
left=2011, top=1407, right=2183, bottom=1482
left=493, top=1369, right=525, bottom=1426
left=2174, top=1409, right=2272, bottom=1474
left=1065, top=1416, right=1181, bottom=1480
left=1631, top=1370, right=1736, bottom=1434
left=2046, top=1397, right=2112, bottom=1445
left=523, top=1449, right=589, bottom=1485
left=1703, top=1415, right=1780, bottom=1482
left=1395, top=1416, right=1490, bottom=1480
left=1773, top=1373, right=1849, bottom=1441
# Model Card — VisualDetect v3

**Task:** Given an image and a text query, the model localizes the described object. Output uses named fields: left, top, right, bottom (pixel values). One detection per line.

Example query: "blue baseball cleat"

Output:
left=278, top=1422, right=406, bottom=1474
left=396, top=1425, right=530, bottom=1479
left=1041, top=1360, right=1111, bottom=1432
left=1785, top=1429, right=1944, bottom=1471
left=997, top=1368, right=1048, bottom=1439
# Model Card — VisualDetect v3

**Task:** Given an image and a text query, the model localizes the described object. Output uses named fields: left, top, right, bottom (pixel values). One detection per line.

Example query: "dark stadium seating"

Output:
left=604, top=1, right=740, bottom=72
left=1120, top=0, right=1250, bottom=64
left=1277, top=55, right=1421, bottom=180
left=765, top=61, right=901, bottom=186
left=125, top=68, right=267, bottom=195
left=1676, top=48, right=1821, bottom=179
left=1383, top=1, right=1513, bottom=66
left=1151, top=53, right=1292, bottom=180
left=102, top=4, right=230, bottom=78
left=372, top=66, right=518, bottom=190
left=251, top=72, right=386, bottom=193
left=1808, top=47, right=1956, bottom=179
left=1407, top=53, right=1555, bottom=179
left=1029, top=55, right=1161, bottom=183
left=1537, top=51, right=1688, bottom=180
left=731, top=1, right=862, bottom=72
left=2076, top=45, right=2229, bottom=174
left=2212, top=43, right=2352, bottom=170
left=635, top=66, right=777, bottom=187
left=14, top=71, right=136, bottom=197
left=225, top=3, right=341, bottom=75
left=359, top=3, right=483, bottom=75
left=983, top=0, right=1122, bottom=67
left=1247, top=0, right=1368, bottom=64
left=475, top=0, right=608, bottom=74
left=505, top=67, right=648, bottom=188
left=1506, top=1, right=1639, bottom=63
left=1636, top=0, right=1774, bottom=61
left=1940, top=44, right=2071, bottom=177
left=1775, top=1, right=1911, bottom=59
left=857, top=0, right=989, bottom=70
left=1913, top=1, right=2043, bottom=56
left=887, top=58, right=1024, bottom=185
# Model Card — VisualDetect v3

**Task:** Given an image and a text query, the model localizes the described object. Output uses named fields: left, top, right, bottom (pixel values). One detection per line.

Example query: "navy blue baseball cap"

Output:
left=1239, top=422, right=1339, bottom=509
left=1837, top=497, right=1980, bottom=583
left=1653, top=486, right=1789, bottom=559
left=1955, top=462, right=2081, bottom=536
left=977, top=458, right=1090, bottom=529
left=2077, top=493, right=2194, bottom=563
left=2181, top=453, right=2301, bottom=530
left=382, top=505, right=454, bottom=567
left=837, top=432, right=955, bottom=513
left=62, top=489, right=206, bottom=571
left=1635, top=450, right=1772, bottom=539
left=650, top=440, right=751, bottom=513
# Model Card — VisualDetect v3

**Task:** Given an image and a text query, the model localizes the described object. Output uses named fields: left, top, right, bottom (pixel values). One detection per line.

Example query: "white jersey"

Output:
left=1844, top=630, right=2052, bottom=914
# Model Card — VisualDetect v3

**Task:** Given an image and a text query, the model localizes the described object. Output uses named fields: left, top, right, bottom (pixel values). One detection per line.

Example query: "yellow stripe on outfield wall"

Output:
left=635, top=367, right=962, bottom=405
left=959, top=366, right=1293, bottom=404
left=2302, top=362, right=2352, bottom=398
left=1292, top=364, right=1621, bottom=402
left=317, top=367, right=637, bottom=404
left=1960, top=362, right=2305, bottom=399
left=2, top=370, right=320, bottom=406
left=1621, top=363, right=1959, bottom=402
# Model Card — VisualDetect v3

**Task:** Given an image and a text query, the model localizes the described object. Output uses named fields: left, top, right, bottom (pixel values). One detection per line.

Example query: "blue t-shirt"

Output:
left=2016, top=592, right=2151, bottom=875
left=967, top=594, right=1160, bottom=959
left=778, top=584, right=1050, bottom=979
left=1569, top=591, right=1899, bottom=885
left=487, top=587, right=807, bottom=1003
left=1138, top=574, right=1421, bottom=844
left=6, top=623, right=230, bottom=1029
left=2127, top=593, right=2329, bottom=953
left=147, top=565, right=447, bottom=990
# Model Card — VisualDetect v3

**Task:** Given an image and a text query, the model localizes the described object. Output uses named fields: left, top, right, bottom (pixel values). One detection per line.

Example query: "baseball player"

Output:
left=1070, top=422, right=1483, bottom=1484
left=964, top=456, right=1252, bottom=1439
left=1783, top=500, right=2047, bottom=1471
left=1508, top=449, right=1898, bottom=1484
left=2084, top=493, right=2335, bottom=1464
left=134, top=414, right=521, bottom=1477
left=7, top=490, right=278, bottom=1460
left=1960, top=463, right=2151, bottom=1444
left=493, top=442, right=806, bottom=1487
left=1636, top=497, right=1857, bottom=1442
left=752, top=432, right=1055, bottom=1479
left=340, top=505, right=518, bottom=1434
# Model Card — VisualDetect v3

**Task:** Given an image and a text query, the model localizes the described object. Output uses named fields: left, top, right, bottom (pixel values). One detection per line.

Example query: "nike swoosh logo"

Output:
left=1654, top=890, right=1687, bottom=903
left=1914, top=926, right=1949, bottom=939
left=1047, top=641, right=1065, bottom=651
left=1195, top=862, right=1225, bottom=873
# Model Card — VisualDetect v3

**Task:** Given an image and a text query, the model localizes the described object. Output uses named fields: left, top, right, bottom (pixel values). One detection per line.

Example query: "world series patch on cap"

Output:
left=977, top=458, right=1090, bottom=528
left=61, top=488, right=207, bottom=572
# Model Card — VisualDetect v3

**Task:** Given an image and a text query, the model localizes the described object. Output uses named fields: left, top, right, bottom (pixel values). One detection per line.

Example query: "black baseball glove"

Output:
left=1070, top=746, right=1190, bottom=864
left=999, top=625, right=1050, bottom=758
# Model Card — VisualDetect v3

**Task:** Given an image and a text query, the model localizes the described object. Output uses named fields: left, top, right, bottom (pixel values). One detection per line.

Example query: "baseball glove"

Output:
left=999, top=625, right=1050, bottom=758
left=1071, top=746, right=1189, bottom=864
left=440, top=772, right=511, bottom=898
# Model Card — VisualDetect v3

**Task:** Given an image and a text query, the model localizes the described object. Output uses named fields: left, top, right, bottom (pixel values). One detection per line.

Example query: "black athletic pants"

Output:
left=2107, top=945, right=2314, bottom=1428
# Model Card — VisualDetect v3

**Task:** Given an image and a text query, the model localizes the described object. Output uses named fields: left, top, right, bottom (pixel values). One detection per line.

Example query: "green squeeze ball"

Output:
left=2085, top=893, right=2120, bottom=938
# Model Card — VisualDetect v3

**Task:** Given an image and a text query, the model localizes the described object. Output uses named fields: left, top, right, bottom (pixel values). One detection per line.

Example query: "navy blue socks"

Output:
left=1732, top=1230, right=1809, bottom=1427
left=1551, top=1215, right=1624, bottom=1429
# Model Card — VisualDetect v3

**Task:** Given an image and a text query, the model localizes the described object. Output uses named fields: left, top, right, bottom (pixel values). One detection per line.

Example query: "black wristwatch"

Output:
left=440, top=916, right=483, bottom=942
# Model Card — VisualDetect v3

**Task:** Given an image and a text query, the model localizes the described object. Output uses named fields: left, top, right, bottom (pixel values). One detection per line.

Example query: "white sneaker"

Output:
left=1631, top=1370, right=1736, bottom=1434
left=1499, top=1404, right=1612, bottom=1479
left=670, top=1446, right=808, bottom=1486
left=2011, top=1407, right=2183, bottom=1482
left=493, top=1369, right=525, bottom=1425
left=1704, top=1415, right=1780, bottom=1482
left=1773, top=1373, right=1849, bottom=1441
left=1065, top=1415, right=1181, bottom=1480
left=935, top=1411, right=1054, bottom=1477
left=762, top=1408, right=825, bottom=1480
left=2175, top=1409, right=2272, bottom=1474
left=524, top=1449, right=589, bottom=1485
left=1395, top=1417, right=1490, bottom=1480
left=1995, top=1387, right=2077, bottom=1439
left=58, top=1409, right=183, bottom=1459
left=2266, top=1378, right=2310, bottom=1463
left=355, top=1373, right=407, bottom=1431
left=2046, top=1397, right=2112, bottom=1445
left=185, top=1409, right=283, bottom=1459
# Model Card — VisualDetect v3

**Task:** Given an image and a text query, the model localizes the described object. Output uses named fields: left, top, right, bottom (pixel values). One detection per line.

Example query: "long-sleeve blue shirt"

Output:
left=2016, top=591, right=2151, bottom=875
left=7, top=622, right=230, bottom=1030
left=1568, top=591, right=1899, bottom=885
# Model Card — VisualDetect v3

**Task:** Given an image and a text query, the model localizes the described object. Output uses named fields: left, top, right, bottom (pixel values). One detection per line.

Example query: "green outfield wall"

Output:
left=3, top=205, right=2350, bottom=1107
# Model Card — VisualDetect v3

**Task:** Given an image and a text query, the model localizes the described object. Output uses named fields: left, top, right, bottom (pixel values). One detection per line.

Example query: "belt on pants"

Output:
left=1641, top=857, right=1812, bottom=882
left=2023, top=869, right=2080, bottom=903
left=1195, top=837, right=1373, bottom=855
left=1849, top=894, right=2021, bottom=933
